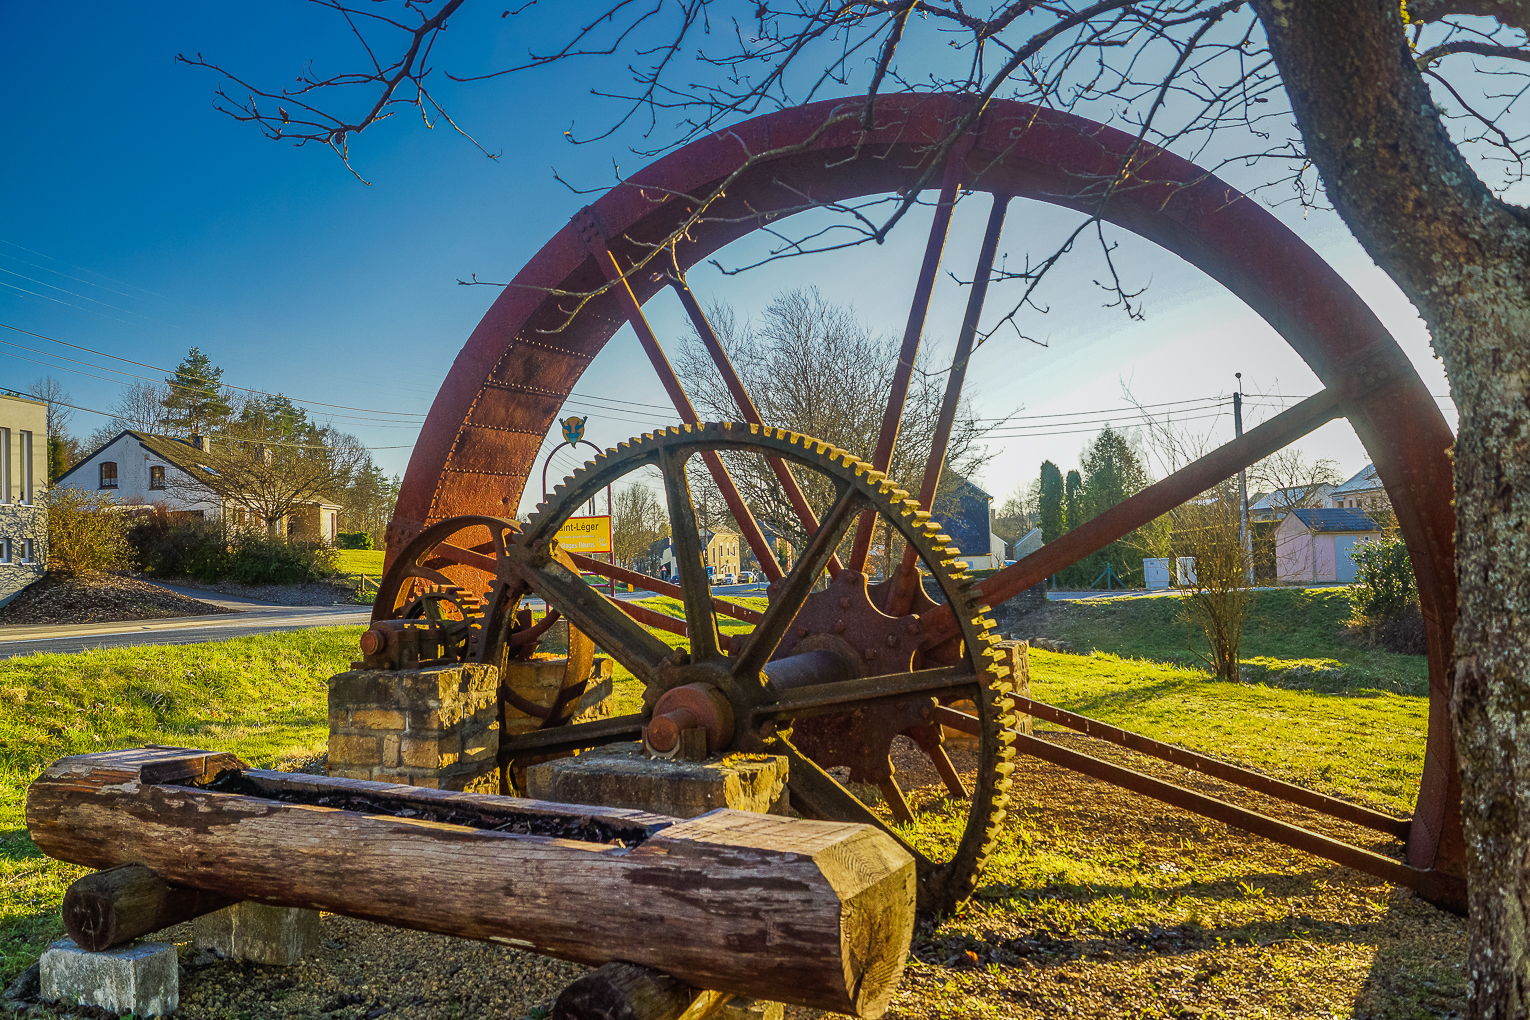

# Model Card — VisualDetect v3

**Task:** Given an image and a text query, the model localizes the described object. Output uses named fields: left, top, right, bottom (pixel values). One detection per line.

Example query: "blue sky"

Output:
left=0, top=4, right=1455, bottom=518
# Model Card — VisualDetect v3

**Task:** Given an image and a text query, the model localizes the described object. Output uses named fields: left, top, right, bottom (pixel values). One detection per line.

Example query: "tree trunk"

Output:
left=1254, top=3, right=1530, bottom=1016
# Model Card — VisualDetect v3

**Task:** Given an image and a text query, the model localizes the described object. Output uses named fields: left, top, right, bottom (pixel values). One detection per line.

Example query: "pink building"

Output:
left=1274, top=508, right=1383, bottom=584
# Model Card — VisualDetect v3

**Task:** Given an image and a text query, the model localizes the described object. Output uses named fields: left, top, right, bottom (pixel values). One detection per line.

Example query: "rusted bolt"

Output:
left=839, top=598, right=852, bottom=609
left=906, top=622, right=920, bottom=635
left=834, top=621, right=847, bottom=634
left=886, top=634, right=898, bottom=647
left=864, top=649, right=879, bottom=661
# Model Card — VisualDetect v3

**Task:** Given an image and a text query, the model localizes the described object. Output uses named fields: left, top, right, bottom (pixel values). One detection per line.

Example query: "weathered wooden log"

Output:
left=63, top=863, right=237, bottom=951
left=26, top=747, right=914, bottom=1018
left=552, top=962, right=698, bottom=1020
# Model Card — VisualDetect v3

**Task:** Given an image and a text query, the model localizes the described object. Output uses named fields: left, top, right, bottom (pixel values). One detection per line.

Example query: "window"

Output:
left=100, top=461, right=118, bottom=488
left=18, top=539, right=33, bottom=564
left=149, top=465, right=166, bottom=489
left=0, top=538, right=9, bottom=563
left=0, top=428, right=9, bottom=503
left=18, top=431, right=31, bottom=504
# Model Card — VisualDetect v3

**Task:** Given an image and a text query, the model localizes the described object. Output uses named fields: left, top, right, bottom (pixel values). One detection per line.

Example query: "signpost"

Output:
left=543, top=417, right=615, bottom=597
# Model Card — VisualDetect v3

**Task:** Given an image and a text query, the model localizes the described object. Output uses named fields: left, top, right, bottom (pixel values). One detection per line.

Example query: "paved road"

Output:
left=0, top=580, right=772, bottom=660
left=0, top=587, right=370, bottom=659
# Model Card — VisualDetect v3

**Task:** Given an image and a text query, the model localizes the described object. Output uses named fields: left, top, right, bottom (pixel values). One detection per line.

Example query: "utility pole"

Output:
left=1234, top=373, right=1253, bottom=583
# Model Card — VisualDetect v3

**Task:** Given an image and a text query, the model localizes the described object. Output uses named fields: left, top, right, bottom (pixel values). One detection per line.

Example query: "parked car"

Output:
left=737, top=571, right=755, bottom=584
left=715, top=573, right=737, bottom=586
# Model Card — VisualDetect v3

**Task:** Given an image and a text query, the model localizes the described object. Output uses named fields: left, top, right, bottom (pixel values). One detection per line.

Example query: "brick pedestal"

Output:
left=327, top=663, right=499, bottom=792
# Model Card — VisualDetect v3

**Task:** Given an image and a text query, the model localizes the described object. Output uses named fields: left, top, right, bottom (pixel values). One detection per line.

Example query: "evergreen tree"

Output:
left=1064, top=469, right=1084, bottom=531
left=160, top=348, right=233, bottom=437
left=1038, top=461, right=1064, bottom=543
left=1080, top=426, right=1149, bottom=522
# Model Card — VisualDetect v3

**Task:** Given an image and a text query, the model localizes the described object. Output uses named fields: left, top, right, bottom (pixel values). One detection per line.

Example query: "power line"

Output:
left=37, top=394, right=413, bottom=451
left=0, top=321, right=429, bottom=420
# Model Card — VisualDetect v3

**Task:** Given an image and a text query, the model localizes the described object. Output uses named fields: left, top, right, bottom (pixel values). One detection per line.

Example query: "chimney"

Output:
left=189, top=434, right=211, bottom=453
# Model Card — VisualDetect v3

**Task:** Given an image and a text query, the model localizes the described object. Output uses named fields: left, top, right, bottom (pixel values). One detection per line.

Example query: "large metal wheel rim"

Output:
left=390, top=92, right=1458, bottom=875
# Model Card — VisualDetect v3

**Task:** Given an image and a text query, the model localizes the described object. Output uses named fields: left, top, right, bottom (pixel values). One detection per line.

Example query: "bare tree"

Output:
left=86, top=381, right=175, bottom=451
left=675, top=288, right=1001, bottom=561
left=184, top=3, right=1530, bottom=1009
left=169, top=431, right=366, bottom=537
left=610, top=481, right=669, bottom=570
left=25, top=376, right=73, bottom=441
left=1249, top=447, right=1344, bottom=518
left=1171, top=480, right=1252, bottom=681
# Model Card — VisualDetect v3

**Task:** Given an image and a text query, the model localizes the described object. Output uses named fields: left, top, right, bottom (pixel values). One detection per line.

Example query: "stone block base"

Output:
left=40, top=938, right=177, bottom=1017
left=526, top=746, right=788, bottom=819
left=193, top=902, right=320, bottom=966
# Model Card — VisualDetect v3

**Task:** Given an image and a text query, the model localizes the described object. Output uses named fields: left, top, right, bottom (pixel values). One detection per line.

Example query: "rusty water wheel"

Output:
left=383, top=93, right=1463, bottom=908
left=488, top=423, right=1017, bottom=915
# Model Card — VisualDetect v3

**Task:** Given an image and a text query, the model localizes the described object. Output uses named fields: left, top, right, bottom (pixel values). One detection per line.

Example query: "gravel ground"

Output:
left=152, top=577, right=363, bottom=607
left=0, top=573, right=235, bottom=625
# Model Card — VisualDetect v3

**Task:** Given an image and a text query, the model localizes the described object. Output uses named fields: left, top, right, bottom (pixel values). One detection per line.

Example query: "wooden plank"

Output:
left=63, top=863, right=236, bottom=952
left=26, top=747, right=915, bottom=1018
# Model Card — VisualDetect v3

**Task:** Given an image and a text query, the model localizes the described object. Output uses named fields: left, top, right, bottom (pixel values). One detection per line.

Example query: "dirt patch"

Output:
left=151, top=576, right=363, bottom=607
left=0, top=573, right=235, bottom=625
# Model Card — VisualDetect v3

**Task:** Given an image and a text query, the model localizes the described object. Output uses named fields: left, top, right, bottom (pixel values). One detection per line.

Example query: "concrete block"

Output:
left=718, top=998, right=785, bottom=1020
left=194, top=902, right=320, bottom=966
left=40, top=938, right=177, bottom=1017
left=527, top=746, right=788, bottom=818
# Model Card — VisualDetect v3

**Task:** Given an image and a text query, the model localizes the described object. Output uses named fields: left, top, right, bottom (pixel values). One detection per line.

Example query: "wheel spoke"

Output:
left=732, top=483, right=866, bottom=678
left=917, top=387, right=1345, bottom=647
left=588, top=240, right=783, bottom=581
left=569, top=552, right=762, bottom=623
left=776, top=736, right=924, bottom=863
left=753, top=665, right=975, bottom=720
left=659, top=445, right=722, bottom=662
left=849, top=141, right=971, bottom=572
left=512, top=556, right=674, bottom=683
left=879, top=773, right=917, bottom=826
left=668, top=272, right=833, bottom=581
left=888, top=193, right=1012, bottom=616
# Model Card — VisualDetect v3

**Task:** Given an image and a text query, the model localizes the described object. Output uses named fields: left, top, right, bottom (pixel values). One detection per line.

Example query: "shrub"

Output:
left=228, top=531, right=338, bottom=585
left=43, top=488, right=132, bottom=574
left=1350, top=536, right=1425, bottom=654
left=128, top=513, right=232, bottom=581
left=336, top=531, right=373, bottom=550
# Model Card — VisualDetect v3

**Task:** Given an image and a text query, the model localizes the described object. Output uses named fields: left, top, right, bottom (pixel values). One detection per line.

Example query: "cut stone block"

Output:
left=40, top=938, right=177, bottom=1017
left=526, top=745, right=788, bottom=818
left=193, top=902, right=320, bottom=966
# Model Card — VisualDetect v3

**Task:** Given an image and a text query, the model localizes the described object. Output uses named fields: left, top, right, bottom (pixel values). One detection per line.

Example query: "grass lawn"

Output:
left=1028, top=586, right=1430, bottom=697
left=0, top=593, right=1458, bottom=1017
left=0, top=627, right=359, bottom=984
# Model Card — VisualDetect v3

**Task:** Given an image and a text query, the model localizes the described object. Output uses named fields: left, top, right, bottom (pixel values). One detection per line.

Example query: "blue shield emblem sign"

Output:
left=561, top=416, right=586, bottom=445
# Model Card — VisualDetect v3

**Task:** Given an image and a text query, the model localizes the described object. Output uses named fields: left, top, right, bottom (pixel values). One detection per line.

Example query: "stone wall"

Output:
left=326, top=663, right=500, bottom=793
left=0, top=502, right=46, bottom=608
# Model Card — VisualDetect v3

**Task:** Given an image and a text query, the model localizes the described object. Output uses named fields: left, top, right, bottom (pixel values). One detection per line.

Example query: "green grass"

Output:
left=0, top=627, right=361, bottom=983
left=332, top=549, right=385, bottom=576
left=1025, top=647, right=1427, bottom=814
left=1033, top=586, right=1429, bottom=696
left=0, top=593, right=1446, bottom=1013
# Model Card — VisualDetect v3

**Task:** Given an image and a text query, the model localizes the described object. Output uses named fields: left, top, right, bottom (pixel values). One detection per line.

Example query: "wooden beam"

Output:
left=63, top=863, right=236, bottom=952
left=27, top=746, right=915, bottom=1018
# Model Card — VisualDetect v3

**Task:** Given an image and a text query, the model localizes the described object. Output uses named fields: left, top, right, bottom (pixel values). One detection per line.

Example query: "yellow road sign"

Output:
left=555, top=515, right=612, bottom=554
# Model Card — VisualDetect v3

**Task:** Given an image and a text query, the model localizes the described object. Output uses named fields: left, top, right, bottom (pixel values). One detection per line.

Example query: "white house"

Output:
left=55, top=431, right=340, bottom=541
left=1328, top=463, right=1387, bottom=511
